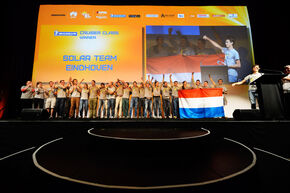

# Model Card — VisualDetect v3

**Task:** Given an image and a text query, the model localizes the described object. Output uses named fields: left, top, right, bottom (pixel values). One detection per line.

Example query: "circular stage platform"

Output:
left=33, top=128, right=257, bottom=193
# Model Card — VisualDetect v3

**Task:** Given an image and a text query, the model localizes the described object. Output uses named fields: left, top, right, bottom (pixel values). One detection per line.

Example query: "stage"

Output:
left=0, top=119, right=289, bottom=193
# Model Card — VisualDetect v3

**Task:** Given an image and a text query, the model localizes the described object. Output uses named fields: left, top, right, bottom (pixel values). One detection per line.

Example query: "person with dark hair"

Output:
left=34, top=81, right=45, bottom=109
left=54, top=78, right=70, bottom=119
left=107, top=81, right=116, bottom=118
left=232, top=65, right=262, bottom=109
left=202, top=81, right=211, bottom=89
left=148, top=36, right=172, bottom=57
left=181, top=72, right=195, bottom=90
left=122, top=81, right=130, bottom=118
left=115, top=79, right=123, bottom=118
left=20, top=81, right=35, bottom=112
left=129, top=81, right=139, bottom=118
left=170, top=74, right=180, bottom=119
left=203, top=35, right=241, bottom=82
left=98, top=83, right=107, bottom=118
left=88, top=80, right=98, bottom=119
left=152, top=80, right=162, bottom=118
left=209, top=74, right=228, bottom=105
left=194, top=38, right=216, bottom=55
left=168, top=28, right=195, bottom=56
left=69, top=78, right=82, bottom=118
left=144, top=75, right=153, bottom=118
left=45, top=81, right=56, bottom=119
left=161, top=74, right=171, bottom=118
left=138, top=81, right=145, bottom=118
left=193, top=79, right=202, bottom=89
left=79, top=82, right=89, bottom=118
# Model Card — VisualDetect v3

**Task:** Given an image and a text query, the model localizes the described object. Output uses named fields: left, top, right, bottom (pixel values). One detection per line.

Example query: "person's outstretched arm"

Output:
left=203, top=35, right=223, bottom=51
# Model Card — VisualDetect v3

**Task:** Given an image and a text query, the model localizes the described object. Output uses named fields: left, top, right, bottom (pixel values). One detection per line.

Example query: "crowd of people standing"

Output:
left=19, top=73, right=228, bottom=119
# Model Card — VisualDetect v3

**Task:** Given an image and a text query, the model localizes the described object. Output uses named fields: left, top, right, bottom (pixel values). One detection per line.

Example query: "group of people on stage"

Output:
left=19, top=73, right=228, bottom=119
left=19, top=64, right=290, bottom=119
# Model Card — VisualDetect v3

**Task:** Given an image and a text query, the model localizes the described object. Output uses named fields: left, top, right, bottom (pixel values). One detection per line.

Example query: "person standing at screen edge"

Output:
left=232, top=64, right=262, bottom=109
left=20, top=81, right=35, bottom=113
left=203, top=35, right=241, bottom=82
left=282, top=65, right=290, bottom=117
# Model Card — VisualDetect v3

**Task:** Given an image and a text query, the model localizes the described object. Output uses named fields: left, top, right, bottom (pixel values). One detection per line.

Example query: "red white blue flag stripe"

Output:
left=178, top=88, right=225, bottom=118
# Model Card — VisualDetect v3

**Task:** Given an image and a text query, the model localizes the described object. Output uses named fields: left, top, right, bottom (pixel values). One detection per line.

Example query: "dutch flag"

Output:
left=178, top=88, right=225, bottom=119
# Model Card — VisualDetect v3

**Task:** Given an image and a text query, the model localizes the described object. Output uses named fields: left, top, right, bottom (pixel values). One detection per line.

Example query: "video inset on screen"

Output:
left=146, top=26, right=253, bottom=83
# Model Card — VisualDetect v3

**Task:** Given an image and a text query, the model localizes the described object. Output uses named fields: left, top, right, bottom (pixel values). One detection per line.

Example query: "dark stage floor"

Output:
left=0, top=119, right=289, bottom=193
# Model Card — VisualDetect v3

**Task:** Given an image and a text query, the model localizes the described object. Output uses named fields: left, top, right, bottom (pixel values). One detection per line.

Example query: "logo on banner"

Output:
left=54, top=30, right=78, bottom=36
left=70, top=11, right=77, bottom=18
left=82, top=11, right=91, bottom=19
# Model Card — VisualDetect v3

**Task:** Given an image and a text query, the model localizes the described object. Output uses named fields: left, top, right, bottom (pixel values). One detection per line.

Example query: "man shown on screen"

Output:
left=203, top=35, right=241, bottom=82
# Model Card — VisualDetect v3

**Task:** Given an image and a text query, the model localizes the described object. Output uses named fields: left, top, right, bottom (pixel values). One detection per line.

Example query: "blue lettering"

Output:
left=63, top=55, right=91, bottom=61
left=94, top=55, right=117, bottom=61
left=66, top=64, right=113, bottom=71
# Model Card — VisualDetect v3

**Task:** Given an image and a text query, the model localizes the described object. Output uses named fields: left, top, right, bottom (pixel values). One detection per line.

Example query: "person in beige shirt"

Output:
left=34, top=81, right=45, bottom=109
left=88, top=80, right=98, bottom=118
left=114, top=79, right=123, bottom=118
left=107, top=82, right=116, bottom=118
left=161, top=74, right=171, bottom=118
left=138, top=81, right=145, bottom=118
left=20, top=81, right=35, bottom=113
left=181, top=72, right=195, bottom=90
left=144, top=76, right=153, bottom=118
left=170, top=74, right=181, bottom=118
left=121, top=81, right=131, bottom=118
left=152, top=79, right=162, bottom=118
left=98, top=83, right=107, bottom=118
left=45, top=81, right=57, bottom=118
left=54, top=79, right=70, bottom=119
left=68, top=78, right=82, bottom=118
left=129, top=81, right=139, bottom=118
left=79, top=82, right=89, bottom=118
left=209, top=74, right=228, bottom=105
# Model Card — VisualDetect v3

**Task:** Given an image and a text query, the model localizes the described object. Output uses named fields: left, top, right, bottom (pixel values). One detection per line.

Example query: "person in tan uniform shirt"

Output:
left=69, top=79, right=82, bottom=118
left=152, top=79, right=162, bottom=118
left=107, top=82, right=116, bottom=118
left=144, top=76, right=153, bottom=118
left=129, top=81, right=139, bottom=118
left=88, top=80, right=98, bottom=118
left=45, top=81, right=57, bottom=119
left=98, top=83, right=107, bottom=118
left=79, top=83, right=89, bottom=118
left=161, top=74, right=171, bottom=118
left=121, top=81, right=131, bottom=118
left=170, top=74, right=181, bottom=118
left=54, top=79, right=70, bottom=119
left=181, top=72, right=195, bottom=90
left=138, top=81, right=145, bottom=118
left=115, top=80, right=123, bottom=118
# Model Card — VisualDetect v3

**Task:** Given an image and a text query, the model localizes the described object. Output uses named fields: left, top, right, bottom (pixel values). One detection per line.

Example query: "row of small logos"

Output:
left=66, top=11, right=238, bottom=19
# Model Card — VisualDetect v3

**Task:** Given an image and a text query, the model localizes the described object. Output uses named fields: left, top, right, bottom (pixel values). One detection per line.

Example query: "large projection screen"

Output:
left=32, top=5, right=255, bottom=117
